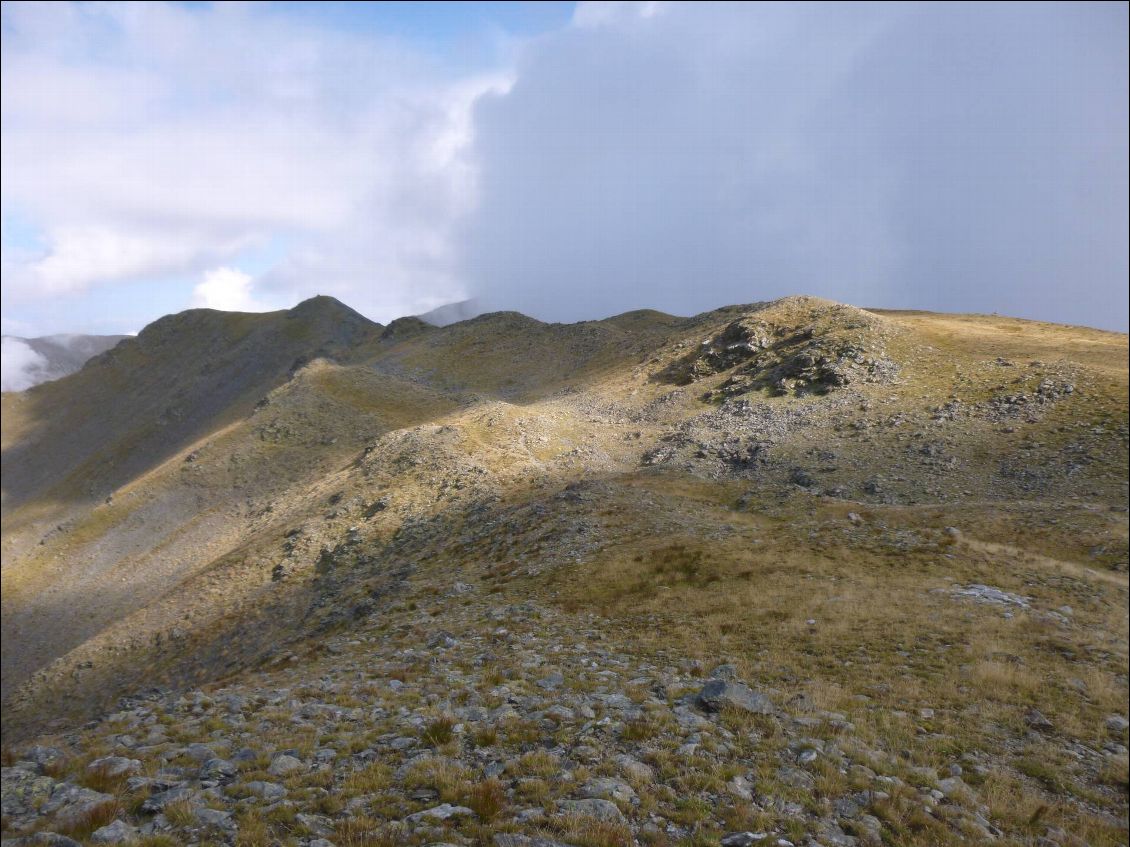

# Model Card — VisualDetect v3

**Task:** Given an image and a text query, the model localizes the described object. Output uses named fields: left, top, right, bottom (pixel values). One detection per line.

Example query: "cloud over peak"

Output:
left=191, top=267, right=261, bottom=313
left=1, top=1, right=499, bottom=327
left=2, top=1, right=1127, bottom=334
left=464, top=2, right=1128, bottom=328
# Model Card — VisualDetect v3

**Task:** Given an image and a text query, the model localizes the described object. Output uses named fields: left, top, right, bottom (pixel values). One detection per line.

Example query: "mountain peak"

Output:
left=287, top=294, right=363, bottom=319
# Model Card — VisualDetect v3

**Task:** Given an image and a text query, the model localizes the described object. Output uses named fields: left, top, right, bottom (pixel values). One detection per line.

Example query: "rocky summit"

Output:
left=1, top=295, right=1127, bottom=847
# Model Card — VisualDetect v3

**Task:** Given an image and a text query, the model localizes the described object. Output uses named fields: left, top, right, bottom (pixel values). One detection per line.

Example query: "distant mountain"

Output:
left=1, top=334, right=130, bottom=392
left=415, top=298, right=480, bottom=326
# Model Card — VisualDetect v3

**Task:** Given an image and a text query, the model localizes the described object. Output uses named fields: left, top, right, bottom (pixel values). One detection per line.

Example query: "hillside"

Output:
left=1, top=295, right=1127, bottom=847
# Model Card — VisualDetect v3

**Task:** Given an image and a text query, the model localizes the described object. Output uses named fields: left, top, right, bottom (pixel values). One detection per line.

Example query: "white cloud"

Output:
left=572, top=1, right=666, bottom=28
left=1, top=337, right=47, bottom=392
left=24, top=226, right=256, bottom=297
left=191, top=267, right=262, bottom=312
left=0, top=2, right=498, bottom=326
left=3, top=1, right=1126, bottom=336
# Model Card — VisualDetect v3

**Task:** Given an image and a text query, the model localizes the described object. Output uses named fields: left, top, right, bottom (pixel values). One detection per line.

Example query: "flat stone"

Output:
left=40, top=783, right=116, bottom=830
left=140, top=785, right=195, bottom=813
left=721, top=834, right=768, bottom=846
left=86, top=758, right=141, bottom=779
left=405, top=803, right=476, bottom=823
left=245, top=780, right=287, bottom=802
left=579, top=777, right=636, bottom=805
left=90, top=820, right=139, bottom=844
left=698, top=679, right=773, bottom=714
left=266, top=754, right=304, bottom=776
left=557, top=797, right=626, bottom=823
left=952, top=584, right=1029, bottom=608
left=199, top=758, right=237, bottom=784
left=194, top=807, right=236, bottom=833
left=1, top=834, right=83, bottom=847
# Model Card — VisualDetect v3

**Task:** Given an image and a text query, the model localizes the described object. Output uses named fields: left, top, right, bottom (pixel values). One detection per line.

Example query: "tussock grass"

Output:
left=472, top=725, right=499, bottom=747
left=465, top=778, right=507, bottom=822
left=552, top=813, right=634, bottom=847
left=163, top=799, right=196, bottom=827
left=342, top=762, right=392, bottom=794
left=419, top=715, right=457, bottom=747
left=401, top=756, right=472, bottom=802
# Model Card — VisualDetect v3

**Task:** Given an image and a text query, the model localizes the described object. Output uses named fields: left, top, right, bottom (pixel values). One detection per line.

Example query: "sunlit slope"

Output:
left=1, top=297, right=1125, bottom=749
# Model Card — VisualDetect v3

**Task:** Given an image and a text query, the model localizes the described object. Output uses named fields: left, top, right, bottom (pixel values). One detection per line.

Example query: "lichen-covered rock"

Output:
left=39, top=783, right=117, bottom=831
left=557, top=797, right=627, bottom=823
left=87, top=757, right=141, bottom=779
left=404, top=803, right=476, bottom=823
left=198, top=758, right=237, bottom=784
left=139, top=785, right=195, bottom=813
left=579, top=777, right=637, bottom=805
left=89, top=819, right=139, bottom=844
left=266, top=754, right=304, bottom=777
left=698, top=679, right=774, bottom=714
left=0, top=833, right=83, bottom=847
left=1, top=766, right=57, bottom=827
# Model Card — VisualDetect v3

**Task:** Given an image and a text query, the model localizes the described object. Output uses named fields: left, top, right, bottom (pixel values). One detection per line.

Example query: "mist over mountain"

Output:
left=1, top=334, right=129, bottom=392
left=416, top=299, right=481, bottom=327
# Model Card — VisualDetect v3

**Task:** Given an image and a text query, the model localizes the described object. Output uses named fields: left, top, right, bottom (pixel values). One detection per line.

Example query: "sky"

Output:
left=1, top=0, right=1127, bottom=341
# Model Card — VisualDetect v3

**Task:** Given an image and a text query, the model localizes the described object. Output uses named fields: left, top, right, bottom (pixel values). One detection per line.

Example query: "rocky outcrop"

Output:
left=659, top=298, right=899, bottom=397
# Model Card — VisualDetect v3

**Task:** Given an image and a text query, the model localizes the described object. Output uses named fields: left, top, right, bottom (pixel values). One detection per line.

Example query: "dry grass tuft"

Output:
left=465, top=778, right=507, bottom=822
left=552, top=813, right=634, bottom=847
left=420, top=715, right=457, bottom=747
left=342, top=761, right=392, bottom=795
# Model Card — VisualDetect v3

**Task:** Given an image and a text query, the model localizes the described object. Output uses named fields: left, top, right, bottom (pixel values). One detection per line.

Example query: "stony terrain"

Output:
left=2, top=295, right=1127, bottom=847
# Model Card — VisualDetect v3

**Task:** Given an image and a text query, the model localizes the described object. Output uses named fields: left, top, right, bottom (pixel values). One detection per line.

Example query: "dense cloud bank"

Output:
left=2, top=2, right=1127, bottom=333
left=464, top=2, right=1129, bottom=329
left=1, top=334, right=127, bottom=392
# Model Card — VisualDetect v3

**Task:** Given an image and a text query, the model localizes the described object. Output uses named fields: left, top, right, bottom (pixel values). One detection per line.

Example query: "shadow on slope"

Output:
left=0, top=359, right=465, bottom=701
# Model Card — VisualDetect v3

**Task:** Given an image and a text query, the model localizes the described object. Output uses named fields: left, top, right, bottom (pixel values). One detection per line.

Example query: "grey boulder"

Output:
left=698, top=679, right=773, bottom=714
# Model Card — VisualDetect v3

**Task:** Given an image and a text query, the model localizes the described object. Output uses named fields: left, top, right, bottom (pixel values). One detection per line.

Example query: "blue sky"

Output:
left=1, top=1, right=1126, bottom=340
left=274, top=2, right=573, bottom=49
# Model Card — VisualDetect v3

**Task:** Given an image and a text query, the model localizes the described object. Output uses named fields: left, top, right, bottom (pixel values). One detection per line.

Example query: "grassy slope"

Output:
left=0, top=297, right=1126, bottom=844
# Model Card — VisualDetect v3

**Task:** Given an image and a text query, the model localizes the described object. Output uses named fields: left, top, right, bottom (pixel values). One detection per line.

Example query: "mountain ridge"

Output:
left=1, top=294, right=1126, bottom=847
